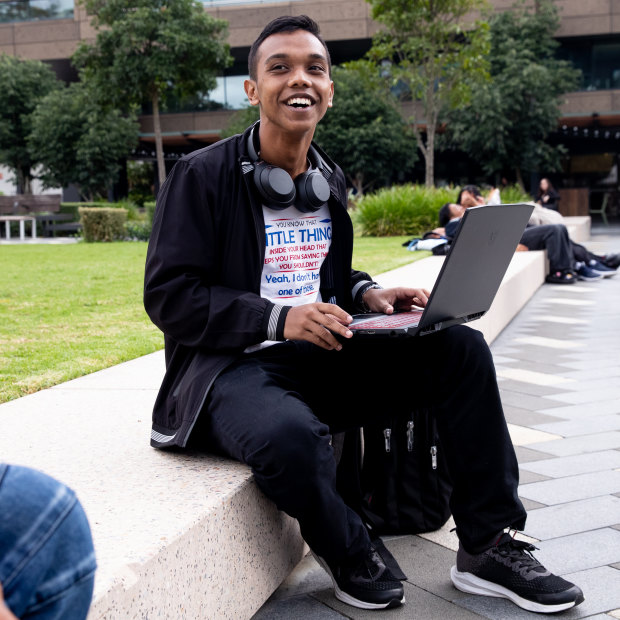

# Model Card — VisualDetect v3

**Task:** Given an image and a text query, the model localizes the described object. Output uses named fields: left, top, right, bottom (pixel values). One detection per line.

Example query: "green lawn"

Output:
left=0, top=238, right=428, bottom=403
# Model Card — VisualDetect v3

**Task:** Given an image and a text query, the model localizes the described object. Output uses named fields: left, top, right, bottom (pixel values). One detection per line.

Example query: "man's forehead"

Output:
left=257, top=30, right=328, bottom=65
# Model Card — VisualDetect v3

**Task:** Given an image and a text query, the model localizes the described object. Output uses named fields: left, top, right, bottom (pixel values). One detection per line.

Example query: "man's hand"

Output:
left=284, top=302, right=353, bottom=351
left=0, top=584, right=19, bottom=620
left=362, top=286, right=431, bottom=315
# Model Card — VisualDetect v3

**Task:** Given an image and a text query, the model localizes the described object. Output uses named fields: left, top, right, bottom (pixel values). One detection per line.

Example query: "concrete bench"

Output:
left=0, top=249, right=550, bottom=619
left=563, top=215, right=591, bottom=243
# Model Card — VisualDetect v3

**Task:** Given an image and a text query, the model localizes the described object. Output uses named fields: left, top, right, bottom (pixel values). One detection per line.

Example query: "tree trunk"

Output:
left=16, top=167, right=33, bottom=194
left=515, top=167, right=526, bottom=193
left=152, top=92, right=166, bottom=188
left=425, top=125, right=435, bottom=188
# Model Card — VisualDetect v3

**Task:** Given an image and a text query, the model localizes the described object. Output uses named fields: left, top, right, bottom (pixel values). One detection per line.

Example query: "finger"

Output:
left=323, top=313, right=353, bottom=339
left=317, top=303, right=352, bottom=325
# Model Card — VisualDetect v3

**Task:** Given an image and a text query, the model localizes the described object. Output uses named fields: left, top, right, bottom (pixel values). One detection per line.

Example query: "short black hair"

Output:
left=438, top=203, right=454, bottom=227
left=248, top=15, right=332, bottom=80
left=456, top=184, right=481, bottom=205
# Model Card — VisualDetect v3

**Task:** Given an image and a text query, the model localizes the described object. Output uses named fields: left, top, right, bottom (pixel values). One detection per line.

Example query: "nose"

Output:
left=288, top=66, right=311, bottom=88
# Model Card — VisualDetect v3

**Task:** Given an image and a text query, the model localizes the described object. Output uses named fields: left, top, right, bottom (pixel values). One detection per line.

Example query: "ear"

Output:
left=244, top=79, right=260, bottom=106
left=327, top=80, right=334, bottom=108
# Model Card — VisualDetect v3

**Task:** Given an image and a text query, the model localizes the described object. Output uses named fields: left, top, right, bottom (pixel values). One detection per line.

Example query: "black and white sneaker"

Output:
left=314, top=544, right=405, bottom=610
left=451, top=533, right=584, bottom=613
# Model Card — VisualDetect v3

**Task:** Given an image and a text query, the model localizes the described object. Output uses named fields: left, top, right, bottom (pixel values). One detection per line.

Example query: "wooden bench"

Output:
left=0, top=194, right=62, bottom=215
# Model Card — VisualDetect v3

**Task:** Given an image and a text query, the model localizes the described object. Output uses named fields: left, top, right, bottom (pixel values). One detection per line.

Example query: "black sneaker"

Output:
left=451, top=533, right=584, bottom=613
left=314, top=545, right=405, bottom=610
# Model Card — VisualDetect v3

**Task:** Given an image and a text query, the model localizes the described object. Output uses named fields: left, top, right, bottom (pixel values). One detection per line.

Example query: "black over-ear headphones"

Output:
left=247, top=123, right=331, bottom=212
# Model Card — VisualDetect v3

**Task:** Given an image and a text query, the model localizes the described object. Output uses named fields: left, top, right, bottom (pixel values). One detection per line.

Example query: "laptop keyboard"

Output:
left=349, top=310, right=424, bottom=330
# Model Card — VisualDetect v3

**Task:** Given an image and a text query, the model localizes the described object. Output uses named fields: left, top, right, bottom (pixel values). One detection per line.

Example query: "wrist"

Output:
left=360, top=283, right=382, bottom=313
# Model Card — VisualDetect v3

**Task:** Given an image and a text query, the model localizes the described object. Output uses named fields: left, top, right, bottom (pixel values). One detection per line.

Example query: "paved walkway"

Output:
left=252, top=224, right=620, bottom=620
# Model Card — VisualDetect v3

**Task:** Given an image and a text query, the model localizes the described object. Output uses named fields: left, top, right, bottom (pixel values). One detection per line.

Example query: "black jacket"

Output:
left=144, top=125, right=374, bottom=448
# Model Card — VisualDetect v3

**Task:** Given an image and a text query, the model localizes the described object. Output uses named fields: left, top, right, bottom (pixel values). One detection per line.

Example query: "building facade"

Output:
left=1, top=0, right=619, bottom=202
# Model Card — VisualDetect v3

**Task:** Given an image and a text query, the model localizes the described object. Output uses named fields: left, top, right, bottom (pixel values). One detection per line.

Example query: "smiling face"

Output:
left=244, top=29, right=334, bottom=140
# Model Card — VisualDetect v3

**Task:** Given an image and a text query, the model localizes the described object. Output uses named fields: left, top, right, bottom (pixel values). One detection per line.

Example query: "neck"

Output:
left=257, top=122, right=314, bottom=178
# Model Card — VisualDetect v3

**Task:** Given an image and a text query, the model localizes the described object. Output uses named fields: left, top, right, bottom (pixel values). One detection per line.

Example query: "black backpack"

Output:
left=336, top=409, right=452, bottom=537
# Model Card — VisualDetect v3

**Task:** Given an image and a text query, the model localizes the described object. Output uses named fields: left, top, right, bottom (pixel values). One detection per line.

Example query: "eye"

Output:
left=309, top=64, right=326, bottom=73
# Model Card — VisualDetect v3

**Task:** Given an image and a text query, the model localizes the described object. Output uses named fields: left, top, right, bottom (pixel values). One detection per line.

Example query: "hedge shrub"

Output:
left=79, top=207, right=127, bottom=242
left=357, top=184, right=457, bottom=237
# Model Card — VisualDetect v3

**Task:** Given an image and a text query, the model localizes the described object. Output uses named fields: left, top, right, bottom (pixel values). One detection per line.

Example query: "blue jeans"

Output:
left=0, top=465, right=96, bottom=620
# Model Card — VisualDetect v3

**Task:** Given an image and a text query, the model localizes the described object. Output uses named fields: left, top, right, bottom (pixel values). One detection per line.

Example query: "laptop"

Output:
left=349, top=203, right=534, bottom=337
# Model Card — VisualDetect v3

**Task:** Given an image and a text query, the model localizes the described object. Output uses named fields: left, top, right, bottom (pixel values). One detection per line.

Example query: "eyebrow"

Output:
left=264, top=52, right=327, bottom=66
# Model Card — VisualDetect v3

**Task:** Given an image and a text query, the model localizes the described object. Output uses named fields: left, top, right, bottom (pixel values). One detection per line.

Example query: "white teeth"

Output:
left=287, top=97, right=312, bottom=107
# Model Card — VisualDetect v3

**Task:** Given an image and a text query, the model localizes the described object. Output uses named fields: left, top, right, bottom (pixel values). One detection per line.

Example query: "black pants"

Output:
left=521, top=224, right=573, bottom=272
left=201, top=326, right=526, bottom=565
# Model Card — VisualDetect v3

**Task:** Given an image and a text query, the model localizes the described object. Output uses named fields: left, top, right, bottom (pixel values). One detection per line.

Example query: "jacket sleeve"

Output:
left=144, top=158, right=275, bottom=350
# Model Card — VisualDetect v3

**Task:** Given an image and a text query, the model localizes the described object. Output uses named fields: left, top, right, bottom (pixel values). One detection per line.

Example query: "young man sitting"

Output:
left=144, top=16, right=584, bottom=614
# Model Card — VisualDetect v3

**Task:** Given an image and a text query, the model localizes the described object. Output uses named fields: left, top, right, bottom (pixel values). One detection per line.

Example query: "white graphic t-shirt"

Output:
left=245, top=202, right=332, bottom=352
left=261, top=203, right=331, bottom=304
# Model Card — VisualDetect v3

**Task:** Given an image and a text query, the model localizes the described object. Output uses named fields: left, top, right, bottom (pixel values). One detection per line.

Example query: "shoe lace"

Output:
left=494, top=533, right=546, bottom=575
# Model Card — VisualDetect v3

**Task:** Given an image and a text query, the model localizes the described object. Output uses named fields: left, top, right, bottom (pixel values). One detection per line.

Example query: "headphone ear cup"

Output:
left=253, top=162, right=296, bottom=209
left=295, top=170, right=331, bottom=212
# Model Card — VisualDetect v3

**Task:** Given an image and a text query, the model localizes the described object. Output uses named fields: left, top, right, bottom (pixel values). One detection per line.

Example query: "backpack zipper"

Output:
left=383, top=428, right=391, bottom=452
left=406, top=419, right=414, bottom=452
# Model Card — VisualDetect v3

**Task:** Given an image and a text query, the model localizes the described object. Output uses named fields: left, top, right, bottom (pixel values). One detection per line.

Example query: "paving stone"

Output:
left=251, top=594, right=348, bottom=620
left=544, top=387, right=620, bottom=405
left=508, top=424, right=562, bottom=446
left=498, top=378, right=571, bottom=397
left=528, top=432, right=620, bottom=457
left=514, top=445, right=556, bottom=463
left=495, top=359, right=579, bottom=376
left=561, top=367, right=620, bottom=381
left=519, top=451, right=620, bottom=478
left=533, top=529, right=620, bottom=574
left=504, top=406, right=567, bottom=428
left=500, top=390, right=567, bottom=412
left=524, top=496, right=620, bottom=540
left=534, top=416, right=620, bottom=438
left=268, top=553, right=331, bottom=601
left=496, top=347, right=576, bottom=367
left=519, top=497, right=547, bottom=511
left=561, top=566, right=620, bottom=617
left=539, top=402, right=620, bottom=420
left=561, top=358, right=620, bottom=371
left=518, top=469, right=552, bottom=484
left=453, top=565, right=620, bottom=619
left=313, top=580, right=485, bottom=620
left=495, top=367, right=576, bottom=388
left=417, top=516, right=459, bottom=551
left=513, top=335, right=585, bottom=350
left=519, top=470, right=620, bottom=505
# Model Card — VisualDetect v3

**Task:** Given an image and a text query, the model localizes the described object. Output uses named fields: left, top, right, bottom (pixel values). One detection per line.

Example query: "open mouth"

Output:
left=285, top=96, right=314, bottom=109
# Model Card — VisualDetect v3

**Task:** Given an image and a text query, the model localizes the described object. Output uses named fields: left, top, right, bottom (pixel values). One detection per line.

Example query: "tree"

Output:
left=444, top=0, right=581, bottom=189
left=314, top=63, right=417, bottom=195
left=0, top=54, right=61, bottom=194
left=367, top=0, right=490, bottom=186
left=72, top=0, right=232, bottom=186
left=29, top=82, right=140, bottom=201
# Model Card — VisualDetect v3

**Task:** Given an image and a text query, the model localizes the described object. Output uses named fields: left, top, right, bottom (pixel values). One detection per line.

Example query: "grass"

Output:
left=0, top=237, right=429, bottom=403
left=0, top=243, right=163, bottom=403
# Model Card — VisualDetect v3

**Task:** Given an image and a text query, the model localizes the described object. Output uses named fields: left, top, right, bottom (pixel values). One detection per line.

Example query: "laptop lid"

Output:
left=349, top=203, right=534, bottom=337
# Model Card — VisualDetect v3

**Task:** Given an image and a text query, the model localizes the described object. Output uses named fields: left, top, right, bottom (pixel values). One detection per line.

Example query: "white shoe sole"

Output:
left=313, top=553, right=405, bottom=610
left=450, top=566, right=579, bottom=614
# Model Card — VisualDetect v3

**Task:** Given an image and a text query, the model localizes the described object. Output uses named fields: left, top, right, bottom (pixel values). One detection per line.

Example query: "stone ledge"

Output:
left=0, top=246, right=550, bottom=619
